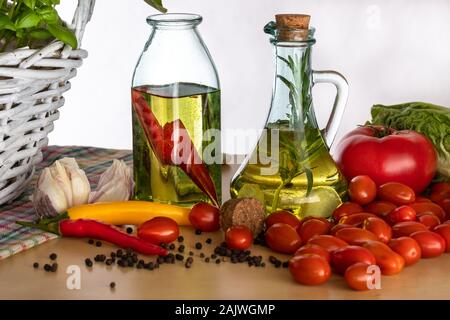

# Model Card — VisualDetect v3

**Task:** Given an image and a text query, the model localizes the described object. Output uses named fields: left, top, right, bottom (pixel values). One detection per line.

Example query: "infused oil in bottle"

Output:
left=230, top=14, right=349, bottom=218
left=132, top=83, right=221, bottom=206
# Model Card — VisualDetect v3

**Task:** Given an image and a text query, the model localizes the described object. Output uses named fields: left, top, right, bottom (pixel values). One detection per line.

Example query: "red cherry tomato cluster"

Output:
left=263, top=177, right=450, bottom=290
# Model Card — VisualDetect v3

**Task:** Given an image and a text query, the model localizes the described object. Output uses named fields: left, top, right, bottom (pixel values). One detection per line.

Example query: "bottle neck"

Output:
left=268, top=43, right=314, bottom=129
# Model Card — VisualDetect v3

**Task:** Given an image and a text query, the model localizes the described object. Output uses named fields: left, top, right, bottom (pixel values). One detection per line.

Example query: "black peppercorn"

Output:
left=95, top=241, right=102, bottom=247
left=169, top=243, right=176, bottom=250
left=205, top=257, right=210, bottom=263
left=195, top=229, right=202, bottom=235
left=215, top=259, right=221, bottom=264
left=88, top=239, right=94, bottom=245
left=275, top=260, right=282, bottom=268
left=85, top=258, right=93, bottom=267
left=177, top=236, right=184, bottom=243
left=189, top=251, right=194, bottom=256
left=175, top=254, right=184, bottom=261
left=178, top=245, right=185, bottom=253
left=282, top=261, right=289, bottom=268
left=33, top=262, right=39, bottom=269
left=195, top=242, right=202, bottom=250
left=205, top=238, right=212, bottom=244
left=43, top=264, right=51, bottom=272
left=199, top=253, right=205, bottom=258
left=49, top=253, right=57, bottom=260
left=50, top=263, right=58, bottom=272
left=110, top=282, right=116, bottom=289
left=116, top=249, right=123, bottom=257
left=185, top=257, right=193, bottom=268
left=126, top=227, right=133, bottom=234
left=261, top=262, right=266, bottom=268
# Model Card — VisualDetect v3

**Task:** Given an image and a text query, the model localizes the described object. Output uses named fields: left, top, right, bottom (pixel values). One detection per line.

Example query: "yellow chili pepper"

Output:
left=66, top=201, right=191, bottom=226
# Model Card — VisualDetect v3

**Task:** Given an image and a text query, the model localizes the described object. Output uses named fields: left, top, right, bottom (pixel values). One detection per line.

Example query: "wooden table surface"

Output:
left=1, top=165, right=450, bottom=300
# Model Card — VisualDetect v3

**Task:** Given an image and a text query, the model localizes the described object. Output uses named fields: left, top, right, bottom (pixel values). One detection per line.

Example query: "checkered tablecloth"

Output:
left=0, top=146, right=132, bottom=260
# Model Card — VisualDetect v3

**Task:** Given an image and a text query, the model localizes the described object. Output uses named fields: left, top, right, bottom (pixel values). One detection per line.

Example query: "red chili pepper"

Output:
left=17, top=215, right=167, bottom=256
left=132, top=89, right=219, bottom=207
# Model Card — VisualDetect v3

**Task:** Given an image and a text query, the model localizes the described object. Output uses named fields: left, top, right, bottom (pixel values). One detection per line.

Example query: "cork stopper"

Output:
left=275, top=14, right=311, bottom=41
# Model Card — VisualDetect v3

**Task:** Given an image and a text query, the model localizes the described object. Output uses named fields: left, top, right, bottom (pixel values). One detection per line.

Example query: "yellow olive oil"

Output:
left=230, top=123, right=347, bottom=218
left=132, top=83, right=221, bottom=206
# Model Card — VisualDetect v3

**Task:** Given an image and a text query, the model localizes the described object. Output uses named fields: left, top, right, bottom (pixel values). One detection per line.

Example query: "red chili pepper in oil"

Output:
left=131, top=89, right=219, bottom=207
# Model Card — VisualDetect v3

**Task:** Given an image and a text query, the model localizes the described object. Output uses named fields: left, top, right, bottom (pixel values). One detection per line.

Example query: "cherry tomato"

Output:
left=392, top=221, right=428, bottom=238
left=295, top=244, right=330, bottom=262
left=339, top=212, right=377, bottom=226
left=410, top=231, right=446, bottom=258
left=433, top=224, right=450, bottom=253
left=297, top=218, right=331, bottom=242
left=330, top=245, right=376, bottom=274
left=137, top=217, right=179, bottom=244
left=307, top=235, right=348, bottom=253
left=332, top=202, right=364, bottom=221
left=344, top=263, right=378, bottom=291
left=415, top=196, right=431, bottom=203
left=363, top=240, right=405, bottom=275
left=364, top=201, right=397, bottom=218
left=265, top=223, right=302, bottom=254
left=410, top=202, right=446, bottom=222
left=431, top=182, right=450, bottom=195
left=430, top=182, right=450, bottom=203
left=437, top=199, right=450, bottom=222
left=348, top=175, right=377, bottom=205
left=297, top=216, right=329, bottom=231
left=289, top=254, right=331, bottom=286
left=266, top=210, right=300, bottom=229
left=225, top=225, right=253, bottom=250
left=388, top=237, right=421, bottom=266
left=417, top=212, right=441, bottom=229
left=387, top=205, right=416, bottom=225
left=330, top=223, right=353, bottom=236
left=335, top=227, right=379, bottom=245
left=189, top=202, right=220, bottom=232
left=378, top=182, right=416, bottom=205
left=363, top=217, right=392, bottom=243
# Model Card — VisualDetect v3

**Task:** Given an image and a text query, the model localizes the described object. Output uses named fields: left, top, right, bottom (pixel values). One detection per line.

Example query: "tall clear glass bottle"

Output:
left=230, top=15, right=349, bottom=218
left=132, top=14, right=221, bottom=207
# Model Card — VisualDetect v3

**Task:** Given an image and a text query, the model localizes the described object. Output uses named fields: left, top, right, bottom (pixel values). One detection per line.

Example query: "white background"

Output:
left=54, top=0, right=450, bottom=154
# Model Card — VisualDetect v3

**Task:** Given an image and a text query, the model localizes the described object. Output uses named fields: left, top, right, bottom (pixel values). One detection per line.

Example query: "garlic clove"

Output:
left=49, top=161, right=73, bottom=208
left=70, top=167, right=91, bottom=206
left=34, top=168, right=68, bottom=218
left=56, top=157, right=91, bottom=206
left=89, top=160, right=133, bottom=203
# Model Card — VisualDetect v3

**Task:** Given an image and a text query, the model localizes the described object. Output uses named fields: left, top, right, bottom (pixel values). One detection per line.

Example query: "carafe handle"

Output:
left=312, top=71, right=349, bottom=147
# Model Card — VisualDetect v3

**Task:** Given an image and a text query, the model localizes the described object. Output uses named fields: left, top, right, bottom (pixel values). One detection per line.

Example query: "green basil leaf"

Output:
left=47, top=23, right=77, bottom=48
left=0, top=14, right=16, bottom=31
left=16, top=10, right=41, bottom=29
left=29, top=28, right=52, bottom=40
left=38, top=7, right=59, bottom=24
left=143, top=0, right=167, bottom=13
left=24, top=0, right=37, bottom=9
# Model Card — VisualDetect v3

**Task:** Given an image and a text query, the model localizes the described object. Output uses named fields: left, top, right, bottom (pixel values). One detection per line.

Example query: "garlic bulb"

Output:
left=89, top=160, right=133, bottom=203
left=33, top=158, right=91, bottom=218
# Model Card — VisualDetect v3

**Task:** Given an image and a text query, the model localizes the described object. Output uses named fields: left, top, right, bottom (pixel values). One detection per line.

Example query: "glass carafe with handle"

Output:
left=230, top=14, right=349, bottom=218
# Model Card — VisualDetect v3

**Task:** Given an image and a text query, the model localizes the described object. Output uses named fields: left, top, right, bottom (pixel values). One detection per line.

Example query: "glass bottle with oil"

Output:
left=230, top=14, right=349, bottom=218
left=132, top=14, right=221, bottom=207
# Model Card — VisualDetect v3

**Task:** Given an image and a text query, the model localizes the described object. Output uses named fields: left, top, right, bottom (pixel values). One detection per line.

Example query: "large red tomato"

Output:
left=334, top=126, right=437, bottom=194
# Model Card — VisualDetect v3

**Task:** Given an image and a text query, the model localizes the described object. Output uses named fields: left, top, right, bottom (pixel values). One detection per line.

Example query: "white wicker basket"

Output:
left=0, top=0, right=95, bottom=206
